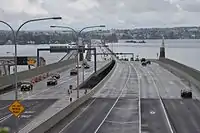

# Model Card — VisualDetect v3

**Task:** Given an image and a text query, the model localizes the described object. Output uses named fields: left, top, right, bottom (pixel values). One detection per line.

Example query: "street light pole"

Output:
left=50, top=25, right=105, bottom=98
left=0, top=21, right=16, bottom=99
left=14, top=17, right=61, bottom=100
left=1, top=17, right=61, bottom=133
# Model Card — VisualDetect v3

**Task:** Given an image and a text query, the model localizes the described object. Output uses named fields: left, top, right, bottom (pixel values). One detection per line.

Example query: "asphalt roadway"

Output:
left=0, top=61, right=107, bottom=133
left=47, top=61, right=200, bottom=133
left=134, top=61, right=200, bottom=133
left=47, top=61, right=140, bottom=133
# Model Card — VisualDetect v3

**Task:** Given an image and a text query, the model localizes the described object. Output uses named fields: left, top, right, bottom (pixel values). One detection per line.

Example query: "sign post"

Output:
left=9, top=100, right=25, bottom=117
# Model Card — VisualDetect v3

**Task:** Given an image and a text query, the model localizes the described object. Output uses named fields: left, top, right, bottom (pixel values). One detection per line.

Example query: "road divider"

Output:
left=24, top=60, right=117, bottom=133
left=0, top=59, right=76, bottom=92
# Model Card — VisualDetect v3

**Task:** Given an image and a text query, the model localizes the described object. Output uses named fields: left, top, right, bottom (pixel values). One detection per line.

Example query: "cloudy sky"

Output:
left=0, top=0, right=200, bottom=30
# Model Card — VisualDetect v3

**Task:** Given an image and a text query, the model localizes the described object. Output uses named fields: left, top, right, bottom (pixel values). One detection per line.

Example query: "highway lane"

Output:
left=147, top=62, right=200, bottom=99
left=0, top=61, right=108, bottom=133
left=132, top=62, right=173, bottom=133
left=47, top=60, right=200, bottom=133
left=47, top=61, right=140, bottom=133
left=134, top=61, right=200, bottom=133
left=0, top=61, right=106, bottom=100
left=163, top=99, right=200, bottom=133
left=146, top=62, right=200, bottom=133
left=133, top=62, right=159, bottom=99
left=0, top=99, right=57, bottom=132
left=0, top=64, right=76, bottom=100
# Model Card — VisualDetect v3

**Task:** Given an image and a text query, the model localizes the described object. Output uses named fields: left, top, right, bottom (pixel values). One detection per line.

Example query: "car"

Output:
left=76, top=65, right=81, bottom=68
left=47, top=78, right=57, bottom=86
left=135, top=58, right=139, bottom=61
left=181, top=89, right=192, bottom=98
left=141, top=58, right=146, bottom=62
left=84, top=64, right=90, bottom=69
left=51, top=73, right=60, bottom=79
left=82, top=62, right=87, bottom=66
left=130, top=57, right=134, bottom=61
left=146, top=60, right=151, bottom=64
left=20, top=81, right=33, bottom=91
left=70, top=68, right=78, bottom=76
left=141, top=62, right=147, bottom=66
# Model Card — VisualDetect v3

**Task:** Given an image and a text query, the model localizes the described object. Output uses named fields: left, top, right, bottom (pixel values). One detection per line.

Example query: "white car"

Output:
left=20, top=81, right=33, bottom=91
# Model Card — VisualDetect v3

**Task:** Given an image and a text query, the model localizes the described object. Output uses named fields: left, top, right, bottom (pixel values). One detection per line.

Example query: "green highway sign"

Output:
left=50, top=46, right=71, bottom=53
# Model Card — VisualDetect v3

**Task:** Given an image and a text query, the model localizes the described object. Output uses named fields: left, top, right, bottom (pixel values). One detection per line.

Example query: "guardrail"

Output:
left=0, top=59, right=76, bottom=91
left=28, top=60, right=117, bottom=133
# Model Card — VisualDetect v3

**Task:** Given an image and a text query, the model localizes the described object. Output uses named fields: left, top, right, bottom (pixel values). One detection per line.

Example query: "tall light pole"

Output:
left=14, top=17, right=61, bottom=100
left=50, top=25, right=105, bottom=98
left=1, top=17, right=62, bottom=100
left=1, top=17, right=62, bottom=133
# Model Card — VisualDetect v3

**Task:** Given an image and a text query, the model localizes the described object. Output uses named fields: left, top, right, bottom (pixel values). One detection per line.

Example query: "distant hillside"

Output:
left=0, top=26, right=200, bottom=45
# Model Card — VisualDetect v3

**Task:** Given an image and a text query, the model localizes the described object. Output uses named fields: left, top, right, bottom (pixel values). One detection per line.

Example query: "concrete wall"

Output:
left=158, top=58, right=200, bottom=90
left=159, top=58, right=200, bottom=82
left=0, top=59, right=76, bottom=90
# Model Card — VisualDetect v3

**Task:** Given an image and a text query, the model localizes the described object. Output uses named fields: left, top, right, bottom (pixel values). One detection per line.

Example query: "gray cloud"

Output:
left=0, top=0, right=200, bottom=30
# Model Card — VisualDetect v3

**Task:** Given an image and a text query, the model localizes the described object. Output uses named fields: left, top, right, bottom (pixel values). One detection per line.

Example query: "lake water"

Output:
left=0, top=39, right=199, bottom=73
left=109, top=39, right=200, bottom=71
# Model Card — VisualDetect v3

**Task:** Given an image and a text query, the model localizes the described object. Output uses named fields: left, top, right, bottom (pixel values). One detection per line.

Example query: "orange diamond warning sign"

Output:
left=8, top=100, right=25, bottom=117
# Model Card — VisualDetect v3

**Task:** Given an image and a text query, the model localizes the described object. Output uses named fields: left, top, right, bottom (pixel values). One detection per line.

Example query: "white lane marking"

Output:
left=0, top=114, right=12, bottom=123
left=146, top=70, right=174, bottom=133
left=94, top=64, right=131, bottom=133
left=130, top=62, right=141, bottom=133
left=58, top=98, right=96, bottom=133
left=114, top=107, right=137, bottom=110
left=0, top=105, right=9, bottom=110
left=105, top=120, right=138, bottom=124
left=150, top=111, right=156, bottom=115
left=20, top=115, right=32, bottom=118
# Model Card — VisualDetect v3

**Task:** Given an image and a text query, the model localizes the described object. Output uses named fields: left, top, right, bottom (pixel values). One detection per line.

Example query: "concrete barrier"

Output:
left=29, top=60, right=117, bottom=133
left=158, top=58, right=200, bottom=90
left=159, top=58, right=200, bottom=82
left=78, top=60, right=113, bottom=89
left=0, top=59, right=76, bottom=91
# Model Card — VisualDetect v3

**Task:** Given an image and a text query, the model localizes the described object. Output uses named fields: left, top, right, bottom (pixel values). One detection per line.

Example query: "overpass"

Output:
left=0, top=41, right=200, bottom=133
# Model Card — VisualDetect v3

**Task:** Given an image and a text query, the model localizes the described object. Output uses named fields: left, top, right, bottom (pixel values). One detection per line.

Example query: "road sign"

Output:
left=8, top=100, right=25, bottom=117
left=50, top=46, right=70, bottom=53
left=27, top=58, right=36, bottom=65
left=17, top=57, right=27, bottom=65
